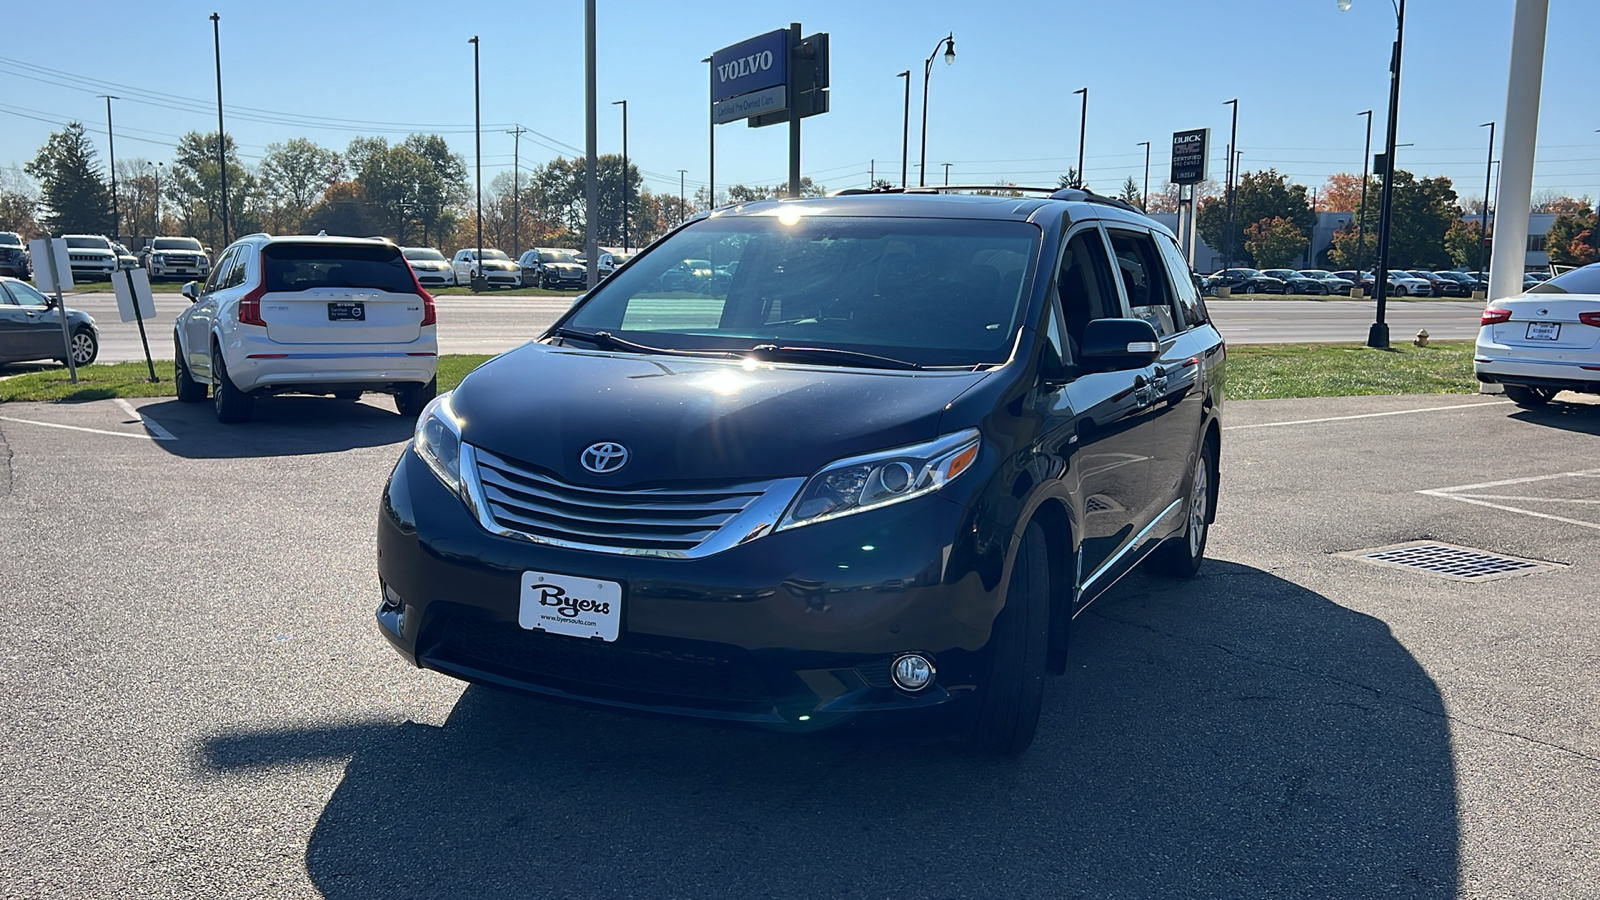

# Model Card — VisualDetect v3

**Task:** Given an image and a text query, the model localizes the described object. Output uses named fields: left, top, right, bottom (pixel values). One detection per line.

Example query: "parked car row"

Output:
left=1201, top=266, right=1508, bottom=298
left=401, top=245, right=619, bottom=291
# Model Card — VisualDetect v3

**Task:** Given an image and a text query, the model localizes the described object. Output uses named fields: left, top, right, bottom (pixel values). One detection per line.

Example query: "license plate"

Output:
left=1526, top=322, right=1560, bottom=341
left=328, top=302, right=365, bottom=321
left=519, top=571, right=622, bottom=641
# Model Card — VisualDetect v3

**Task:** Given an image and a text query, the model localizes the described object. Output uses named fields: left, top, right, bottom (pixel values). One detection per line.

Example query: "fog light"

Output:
left=890, top=654, right=935, bottom=692
left=381, top=583, right=403, bottom=611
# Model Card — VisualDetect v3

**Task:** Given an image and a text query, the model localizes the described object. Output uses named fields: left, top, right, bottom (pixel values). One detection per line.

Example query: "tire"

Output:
left=394, top=377, right=437, bottom=417
left=68, top=326, right=98, bottom=366
left=1394, top=285, right=1408, bottom=297
left=211, top=346, right=253, bottom=423
left=1145, top=438, right=1215, bottom=579
left=174, top=336, right=206, bottom=403
left=969, top=521, right=1051, bottom=755
left=1503, top=384, right=1557, bottom=408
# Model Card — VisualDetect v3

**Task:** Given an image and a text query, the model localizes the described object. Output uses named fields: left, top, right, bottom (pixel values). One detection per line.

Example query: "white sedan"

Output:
left=1475, top=263, right=1600, bottom=407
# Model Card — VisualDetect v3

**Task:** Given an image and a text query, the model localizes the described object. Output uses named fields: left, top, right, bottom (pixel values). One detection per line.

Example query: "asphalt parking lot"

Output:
left=0, top=391, right=1596, bottom=898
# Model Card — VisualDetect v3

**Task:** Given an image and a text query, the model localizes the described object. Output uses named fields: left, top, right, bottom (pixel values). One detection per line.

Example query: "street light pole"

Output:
left=918, top=33, right=955, bottom=187
left=1073, top=88, right=1087, bottom=187
left=1480, top=121, right=1495, bottom=278
left=1355, top=110, right=1373, bottom=288
left=507, top=125, right=528, bottom=258
left=148, top=161, right=162, bottom=236
left=1340, top=0, right=1405, bottom=348
left=1136, top=141, right=1151, bottom=211
left=100, top=95, right=119, bottom=239
left=210, top=13, right=229, bottom=246
left=612, top=100, right=628, bottom=252
left=470, top=36, right=483, bottom=291
left=1223, top=98, right=1238, bottom=270
left=897, top=70, right=910, bottom=188
left=678, top=169, right=687, bottom=223
left=942, top=163, right=952, bottom=185
left=702, top=56, right=714, bottom=209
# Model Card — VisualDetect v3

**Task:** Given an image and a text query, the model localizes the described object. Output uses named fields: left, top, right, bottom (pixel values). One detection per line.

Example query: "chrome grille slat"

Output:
left=467, top=445, right=801, bottom=556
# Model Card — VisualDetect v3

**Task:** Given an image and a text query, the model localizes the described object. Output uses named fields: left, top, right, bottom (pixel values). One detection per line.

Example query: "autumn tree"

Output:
left=1145, top=179, right=1221, bottom=215
left=1444, top=218, right=1490, bottom=269
left=1243, top=217, right=1310, bottom=268
left=1325, top=225, right=1377, bottom=269
left=1196, top=169, right=1316, bottom=268
left=1320, top=173, right=1370, bottom=214
left=1531, top=192, right=1595, bottom=216
left=303, top=181, right=381, bottom=237
left=0, top=167, right=42, bottom=239
left=113, top=157, right=162, bottom=237
left=1384, top=170, right=1460, bottom=269
left=1546, top=211, right=1600, bottom=266
left=259, top=138, right=345, bottom=234
left=168, top=131, right=259, bottom=247
left=26, top=122, right=113, bottom=235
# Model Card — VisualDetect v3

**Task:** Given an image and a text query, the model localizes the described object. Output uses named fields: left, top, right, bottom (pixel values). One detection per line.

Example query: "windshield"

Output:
left=404, top=248, right=446, bottom=261
left=261, top=242, right=419, bottom=293
left=0, top=232, right=21, bottom=247
left=560, top=215, right=1040, bottom=368
left=1529, top=264, right=1600, bottom=295
left=539, top=250, right=579, bottom=263
left=152, top=238, right=203, bottom=251
left=481, top=250, right=510, bottom=261
left=65, top=237, right=110, bottom=250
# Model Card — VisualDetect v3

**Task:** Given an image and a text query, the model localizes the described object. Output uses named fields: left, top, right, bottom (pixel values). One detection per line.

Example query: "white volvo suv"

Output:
left=174, top=234, right=438, bottom=423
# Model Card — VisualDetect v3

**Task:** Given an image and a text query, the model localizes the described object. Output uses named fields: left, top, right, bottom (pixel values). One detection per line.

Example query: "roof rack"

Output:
left=826, top=184, right=1143, bottom=213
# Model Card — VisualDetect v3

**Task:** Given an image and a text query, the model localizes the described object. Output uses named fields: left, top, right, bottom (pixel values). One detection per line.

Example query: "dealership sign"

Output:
left=1170, top=128, right=1209, bottom=185
left=712, top=29, right=790, bottom=124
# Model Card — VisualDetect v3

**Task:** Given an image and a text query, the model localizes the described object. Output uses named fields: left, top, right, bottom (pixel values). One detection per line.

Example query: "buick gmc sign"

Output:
left=1170, top=128, right=1209, bottom=185
left=712, top=29, right=789, bottom=106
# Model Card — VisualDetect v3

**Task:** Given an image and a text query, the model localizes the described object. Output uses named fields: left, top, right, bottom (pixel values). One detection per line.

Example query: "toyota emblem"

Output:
left=581, top=442, right=630, bottom=474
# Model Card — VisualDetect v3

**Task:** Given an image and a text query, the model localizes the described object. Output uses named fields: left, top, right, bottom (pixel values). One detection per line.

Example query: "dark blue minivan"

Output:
left=376, top=188, right=1225, bottom=753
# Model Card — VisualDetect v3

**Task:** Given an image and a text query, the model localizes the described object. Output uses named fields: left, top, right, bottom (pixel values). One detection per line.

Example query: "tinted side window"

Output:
left=6, top=280, right=51, bottom=307
left=1156, top=232, right=1207, bottom=328
left=0, top=283, right=17, bottom=305
left=221, top=248, right=251, bottom=290
left=1106, top=228, right=1179, bottom=337
left=1056, top=228, right=1122, bottom=355
left=201, top=248, right=236, bottom=294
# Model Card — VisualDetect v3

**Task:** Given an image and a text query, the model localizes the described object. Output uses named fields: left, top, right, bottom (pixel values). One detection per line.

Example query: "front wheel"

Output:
left=69, top=326, right=98, bottom=366
left=969, top=521, right=1051, bottom=755
left=1503, top=384, right=1557, bottom=408
left=1393, top=285, right=1408, bottom=297
left=394, top=378, right=437, bottom=417
left=1145, top=439, right=1215, bottom=578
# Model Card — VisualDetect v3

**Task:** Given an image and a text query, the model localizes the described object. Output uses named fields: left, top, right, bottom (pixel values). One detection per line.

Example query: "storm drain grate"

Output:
left=1342, top=542, right=1565, bottom=582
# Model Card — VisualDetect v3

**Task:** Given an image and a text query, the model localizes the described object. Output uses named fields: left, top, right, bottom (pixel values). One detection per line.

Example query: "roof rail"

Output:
left=824, top=184, right=1144, bottom=213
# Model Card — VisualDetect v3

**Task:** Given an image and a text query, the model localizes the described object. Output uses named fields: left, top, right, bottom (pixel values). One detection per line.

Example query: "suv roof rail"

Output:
left=239, top=232, right=273, bottom=241
left=825, top=184, right=1145, bottom=213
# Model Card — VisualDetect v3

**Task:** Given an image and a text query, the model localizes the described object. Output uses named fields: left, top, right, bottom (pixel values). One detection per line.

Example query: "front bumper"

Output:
left=376, top=448, right=1011, bottom=728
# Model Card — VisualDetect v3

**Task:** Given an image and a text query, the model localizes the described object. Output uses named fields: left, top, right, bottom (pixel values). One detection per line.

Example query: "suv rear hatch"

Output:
left=259, top=242, right=425, bottom=345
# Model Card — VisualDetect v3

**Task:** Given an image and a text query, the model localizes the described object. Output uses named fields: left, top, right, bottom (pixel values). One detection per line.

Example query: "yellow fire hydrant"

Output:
left=1414, top=329, right=1430, bottom=347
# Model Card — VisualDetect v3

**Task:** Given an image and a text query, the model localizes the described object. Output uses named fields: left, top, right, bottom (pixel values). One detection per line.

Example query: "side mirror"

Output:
left=181, top=281, right=201, bottom=302
left=1080, top=318, right=1162, bottom=371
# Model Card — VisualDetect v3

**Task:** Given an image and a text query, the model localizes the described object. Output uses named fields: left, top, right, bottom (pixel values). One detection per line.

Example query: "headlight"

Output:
left=777, top=429, right=981, bottom=531
left=414, top=392, right=463, bottom=494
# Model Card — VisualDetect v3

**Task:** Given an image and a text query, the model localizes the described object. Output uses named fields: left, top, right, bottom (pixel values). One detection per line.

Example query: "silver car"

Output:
left=0, top=277, right=99, bottom=366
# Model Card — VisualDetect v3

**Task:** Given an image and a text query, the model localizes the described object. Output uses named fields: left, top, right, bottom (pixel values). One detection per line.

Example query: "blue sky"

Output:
left=2, top=0, right=1597, bottom=206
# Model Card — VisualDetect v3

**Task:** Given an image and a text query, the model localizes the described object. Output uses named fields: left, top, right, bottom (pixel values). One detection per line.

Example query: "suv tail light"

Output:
left=238, top=284, right=267, bottom=326
left=1480, top=307, right=1512, bottom=327
left=1579, top=312, right=1600, bottom=328
left=405, top=260, right=437, bottom=326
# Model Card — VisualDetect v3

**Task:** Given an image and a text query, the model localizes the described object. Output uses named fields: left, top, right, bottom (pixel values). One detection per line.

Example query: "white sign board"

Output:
left=112, top=268, right=157, bottom=323
left=713, top=85, right=786, bottom=125
left=29, top=238, right=73, bottom=294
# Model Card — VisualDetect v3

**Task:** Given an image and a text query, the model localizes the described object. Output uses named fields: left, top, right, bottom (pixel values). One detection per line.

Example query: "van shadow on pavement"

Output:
left=200, top=562, right=1458, bottom=898
left=140, top=396, right=414, bottom=458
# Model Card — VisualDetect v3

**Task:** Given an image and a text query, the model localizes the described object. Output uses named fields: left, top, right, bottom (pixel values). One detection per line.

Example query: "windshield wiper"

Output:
left=744, top=344, right=922, bottom=371
left=552, top=327, right=733, bottom=359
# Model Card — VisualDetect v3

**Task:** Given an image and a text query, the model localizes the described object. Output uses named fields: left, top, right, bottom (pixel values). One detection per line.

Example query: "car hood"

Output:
left=450, top=343, right=991, bottom=487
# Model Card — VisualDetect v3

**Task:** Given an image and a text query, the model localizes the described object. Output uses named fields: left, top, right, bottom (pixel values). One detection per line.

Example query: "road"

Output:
left=0, top=391, right=1594, bottom=897
left=58, top=291, right=1486, bottom=364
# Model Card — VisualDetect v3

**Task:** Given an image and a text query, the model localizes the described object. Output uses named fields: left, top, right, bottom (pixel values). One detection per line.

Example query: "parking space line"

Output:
left=1224, top=400, right=1508, bottom=431
left=113, top=398, right=177, bottom=441
left=0, top=416, right=159, bottom=441
left=1418, top=468, right=1600, bottom=533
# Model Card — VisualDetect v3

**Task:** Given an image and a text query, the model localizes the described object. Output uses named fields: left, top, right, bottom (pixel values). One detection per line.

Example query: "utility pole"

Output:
left=507, top=125, right=528, bottom=258
left=678, top=169, right=687, bottom=222
left=942, top=163, right=951, bottom=185
left=100, top=96, right=120, bottom=239
left=210, top=13, right=229, bottom=245
left=612, top=100, right=629, bottom=251
left=1136, top=141, right=1150, bottom=212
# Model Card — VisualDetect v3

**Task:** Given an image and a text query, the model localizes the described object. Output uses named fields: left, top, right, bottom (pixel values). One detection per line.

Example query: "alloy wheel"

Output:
left=1188, top=456, right=1209, bottom=558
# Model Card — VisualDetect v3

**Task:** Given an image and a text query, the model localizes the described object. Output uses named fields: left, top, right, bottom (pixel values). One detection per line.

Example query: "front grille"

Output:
left=429, top=615, right=770, bottom=705
left=473, top=447, right=778, bottom=554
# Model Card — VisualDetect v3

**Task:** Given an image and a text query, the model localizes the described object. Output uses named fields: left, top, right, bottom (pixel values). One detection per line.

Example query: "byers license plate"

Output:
left=1526, top=322, right=1560, bottom=341
left=327, top=302, right=365, bottom=321
left=519, top=571, right=622, bottom=641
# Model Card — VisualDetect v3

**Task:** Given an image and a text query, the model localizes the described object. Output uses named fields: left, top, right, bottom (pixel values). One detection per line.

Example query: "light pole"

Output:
left=100, top=95, right=119, bottom=239
left=1355, top=110, right=1373, bottom=287
left=1480, top=121, right=1495, bottom=278
left=917, top=33, right=955, bottom=187
left=1136, top=141, right=1150, bottom=211
left=678, top=169, right=687, bottom=222
left=210, top=12, right=229, bottom=246
left=148, top=161, right=162, bottom=236
left=1223, top=98, right=1238, bottom=270
left=1338, top=0, right=1404, bottom=348
left=1073, top=88, right=1087, bottom=187
left=897, top=70, right=911, bottom=188
left=469, top=36, right=483, bottom=291
left=702, top=56, right=715, bottom=209
left=612, top=100, right=628, bottom=252
left=942, top=163, right=952, bottom=186
left=507, top=125, right=528, bottom=259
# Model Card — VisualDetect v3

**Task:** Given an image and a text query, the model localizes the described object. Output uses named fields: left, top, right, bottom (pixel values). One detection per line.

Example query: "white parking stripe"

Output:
left=113, top=398, right=177, bottom=441
left=0, top=416, right=158, bottom=441
left=1224, top=400, right=1508, bottom=430
left=1416, top=491, right=1600, bottom=533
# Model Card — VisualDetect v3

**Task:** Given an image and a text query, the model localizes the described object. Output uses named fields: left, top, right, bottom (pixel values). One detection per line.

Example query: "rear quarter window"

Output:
left=262, top=243, right=416, bottom=293
left=1529, top=266, right=1600, bottom=295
